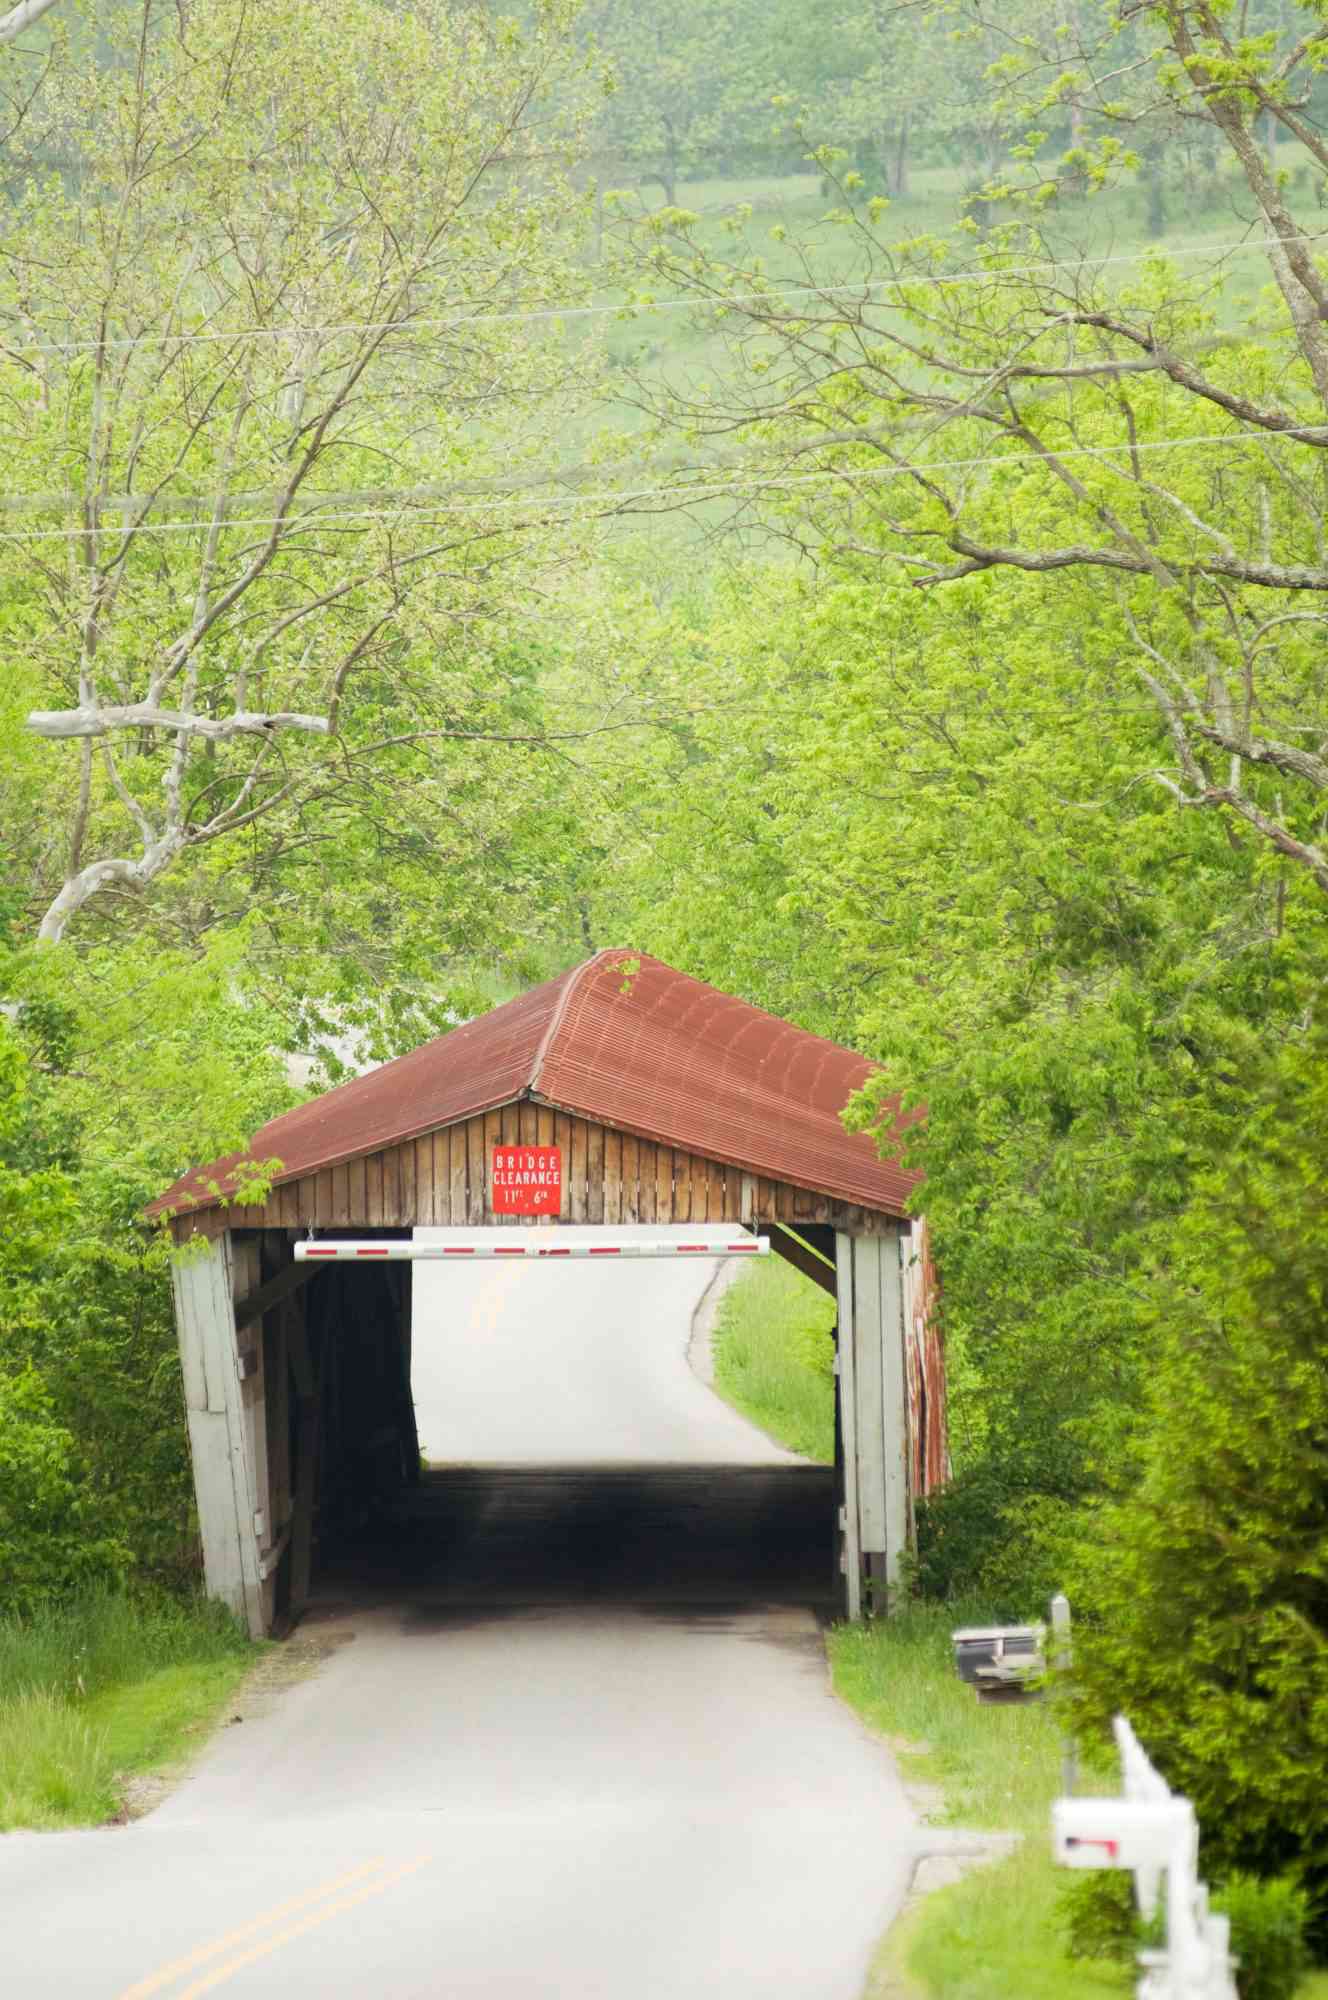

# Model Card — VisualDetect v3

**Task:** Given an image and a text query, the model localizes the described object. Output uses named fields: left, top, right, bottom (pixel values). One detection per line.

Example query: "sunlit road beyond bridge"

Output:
left=1, top=1232, right=919, bottom=1998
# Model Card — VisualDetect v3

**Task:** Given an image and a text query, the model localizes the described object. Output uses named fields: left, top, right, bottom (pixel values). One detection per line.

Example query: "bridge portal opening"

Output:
left=303, top=1228, right=837, bottom=1619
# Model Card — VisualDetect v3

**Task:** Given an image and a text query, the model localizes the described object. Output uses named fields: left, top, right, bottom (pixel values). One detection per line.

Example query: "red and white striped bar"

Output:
left=294, top=1235, right=770, bottom=1263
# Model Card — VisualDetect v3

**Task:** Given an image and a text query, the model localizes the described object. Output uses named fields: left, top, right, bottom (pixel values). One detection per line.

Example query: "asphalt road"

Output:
left=410, top=1224, right=802, bottom=1463
left=1, top=1233, right=920, bottom=1998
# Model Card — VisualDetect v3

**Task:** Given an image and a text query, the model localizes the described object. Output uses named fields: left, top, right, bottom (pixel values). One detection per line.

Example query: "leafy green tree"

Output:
left=1071, top=1012, right=1328, bottom=1915
left=635, top=0, right=1328, bottom=899
left=586, top=548, right=1317, bottom=1598
left=0, top=1369, right=128, bottom=1614
left=1, top=0, right=600, bottom=998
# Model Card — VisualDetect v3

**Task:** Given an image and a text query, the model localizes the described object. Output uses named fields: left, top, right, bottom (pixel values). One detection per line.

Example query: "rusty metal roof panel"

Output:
left=535, top=952, right=917, bottom=1216
left=148, top=950, right=918, bottom=1220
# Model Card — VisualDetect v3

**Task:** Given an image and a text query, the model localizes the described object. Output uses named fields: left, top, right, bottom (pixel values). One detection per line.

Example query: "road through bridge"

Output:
left=2, top=1239, right=920, bottom=1999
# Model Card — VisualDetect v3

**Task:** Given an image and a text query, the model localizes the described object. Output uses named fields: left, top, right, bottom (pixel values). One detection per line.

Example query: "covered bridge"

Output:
left=150, top=949, right=946, bottom=1636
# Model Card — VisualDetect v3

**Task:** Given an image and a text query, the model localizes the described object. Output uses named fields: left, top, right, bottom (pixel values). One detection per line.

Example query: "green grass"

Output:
left=831, top=1605, right=1131, bottom=2000
left=0, top=1587, right=256, bottom=1829
left=711, top=1252, right=836, bottom=1461
left=832, top=1606, right=1328, bottom=2000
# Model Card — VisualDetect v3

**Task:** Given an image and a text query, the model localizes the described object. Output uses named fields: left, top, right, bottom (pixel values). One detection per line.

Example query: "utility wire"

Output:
left=0, top=230, right=1315, bottom=359
left=0, top=424, right=1320, bottom=545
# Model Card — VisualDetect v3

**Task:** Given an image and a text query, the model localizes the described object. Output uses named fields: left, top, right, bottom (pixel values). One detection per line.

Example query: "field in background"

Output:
left=576, top=139, right=1328, bottom=542
left=710, top=1253, right=835, bottom=1463
left=0, top=1589, right=254, bottom=1831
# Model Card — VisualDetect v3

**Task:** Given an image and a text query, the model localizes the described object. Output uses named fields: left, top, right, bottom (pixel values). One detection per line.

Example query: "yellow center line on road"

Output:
left=115, top=1857, right=396, bottom=1999
left=171, top=1854, right=432, bottom=2000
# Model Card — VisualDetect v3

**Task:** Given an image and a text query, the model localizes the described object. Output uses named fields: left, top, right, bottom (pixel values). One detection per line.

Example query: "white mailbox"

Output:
left=1053, top=1797, right=1194, bottom=1874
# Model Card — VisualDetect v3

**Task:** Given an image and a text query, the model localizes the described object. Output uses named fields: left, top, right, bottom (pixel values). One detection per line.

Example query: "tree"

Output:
left=581, top=542, right=1319, bottom=1601
left=633, top=0, right=1328, bottom=897
left=0, top=0, right=61, bottom=47
left=2, top=0, right=602, bottom=978
left=1071, top=1010, right=1328, bottom=1916
left=579, top=0, right=775, bottom=203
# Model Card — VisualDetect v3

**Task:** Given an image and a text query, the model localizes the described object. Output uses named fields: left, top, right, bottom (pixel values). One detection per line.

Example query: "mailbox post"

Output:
left=1051, top=1719, right=1238, bottom=2000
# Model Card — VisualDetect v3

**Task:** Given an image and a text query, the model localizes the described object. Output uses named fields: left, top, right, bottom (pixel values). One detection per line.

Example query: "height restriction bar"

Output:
left=294, top=1235, right=771, bottom=1263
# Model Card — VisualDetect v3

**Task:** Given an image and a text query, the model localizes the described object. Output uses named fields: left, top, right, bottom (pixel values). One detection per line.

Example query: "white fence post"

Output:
left=1052, top=1716, right=1238, bottom=2000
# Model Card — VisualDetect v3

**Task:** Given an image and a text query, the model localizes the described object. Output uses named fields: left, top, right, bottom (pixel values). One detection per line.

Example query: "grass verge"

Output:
left=832, top=1607, right=1328, bottom=1999
left=0, top=1586, right=256, bottom=1829
left=831, top=1604, right=1131, bottom=2000
left=711, top=1252, right=835, bottom=1462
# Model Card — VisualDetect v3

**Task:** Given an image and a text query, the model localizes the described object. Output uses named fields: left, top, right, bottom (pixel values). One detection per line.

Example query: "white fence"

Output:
left=1052, top=1716, right=1238, bottom=2000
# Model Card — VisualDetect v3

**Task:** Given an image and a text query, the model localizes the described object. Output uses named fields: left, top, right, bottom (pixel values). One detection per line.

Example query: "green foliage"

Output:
left=1058, top=1872, right=1145, bottom=1964
left=0, top=1370, right=128, bottom=1614
left=0, top=1583, right=248, bottom=1705
left=593, top=552, right=1314, bottom=1614
left=711, top=1253, right=835, bottom=1462
left=829, top=1604, right=1130, bottom=2000
left=0, top=952, right=294, bottom=1587
left=0, top=1585, right=252, bottom=1829
left=1215, top=1874, right=1313, bottom=2000
left=1071, top=1016, right=1328, bottom=1924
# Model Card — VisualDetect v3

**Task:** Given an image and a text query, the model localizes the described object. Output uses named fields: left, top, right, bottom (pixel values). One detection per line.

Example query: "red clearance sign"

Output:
left=491, top=1145, right=563, bottom=1216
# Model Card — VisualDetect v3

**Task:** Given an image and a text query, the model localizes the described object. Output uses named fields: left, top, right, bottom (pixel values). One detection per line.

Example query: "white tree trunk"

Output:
left=0, top=0, right=62, bottom=44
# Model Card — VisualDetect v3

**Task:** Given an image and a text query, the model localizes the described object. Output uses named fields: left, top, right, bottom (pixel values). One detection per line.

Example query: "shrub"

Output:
left=0, top=1370, right=128, bottom=1615
left=1058, top=1869, right=1138, bottom=1962
left=1214, top=1873, right=1311, bottom=2000
left=1071, top=1019, right=1328, bottom=1934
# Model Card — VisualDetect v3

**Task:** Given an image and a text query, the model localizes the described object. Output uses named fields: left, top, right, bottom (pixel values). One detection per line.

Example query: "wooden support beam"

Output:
left=770, top=1224, right=837, bottom=1298
left=288, top=1302, right=319, bottom=1612
left=835, top=1230, right=862, bottom=1622
left=234, top=1257, right=324, bottom=1331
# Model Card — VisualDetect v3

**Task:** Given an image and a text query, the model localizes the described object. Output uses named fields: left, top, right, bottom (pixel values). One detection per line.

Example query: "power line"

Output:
left=0, top=230, right=1314, bottom=360
left=0, top=424, right=1319, bottom=545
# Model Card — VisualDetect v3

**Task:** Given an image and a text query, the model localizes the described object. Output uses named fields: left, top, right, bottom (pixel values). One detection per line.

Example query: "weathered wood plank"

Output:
left=399, top=1140, right=417, bottom=1224
left=292, top=1174, right=312, bottom=1230
left=878, top=1223, right=910, bottom=1599
left=438, top=1125, right=455, bottom=1226
left=365, top=1151, right=384, bottom=1228
left=603, top=1128, right=622, bottom=1225
left=636, top=1141, right=657, bottom=1223
left=706, top=1162, right=725, bottom=1223
left=465, top=1118, right=485, bottom=1225
left=483, top=1111, right=502, bottom=1217
left=569, top=1118, right=588, bottom=1221
left=656, top=1144, right=673, bottom=1222
left=234, top=1259, right=323, bottom=1331
left=621, top=1133, right=639, bottom=1221
left=347, top=1155, right=367, bottom=1223
left=174, top=1234, right=263, bottom=1634
left=536, top=1103, right=554, bottom=1149
left=585, top=1121, right=605, bottom=1223
left=853, top=1235, right=887, bottom=1567
left=287, top=1299, right=318, bottom=1614
left=386, top=1144, right=406, bottom=1224
left=519, top=1100, right=539, bottom=1146
left=500, top=1101, right=520, bottom=1148
left=835, top=1231, right=863, bottom=1622
left=671, top=1150, right=691, bottom=1223
left=411, top=1135, right=430, bottom=1225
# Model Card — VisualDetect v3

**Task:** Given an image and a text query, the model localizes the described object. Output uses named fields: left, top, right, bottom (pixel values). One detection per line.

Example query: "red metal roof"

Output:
left=148, top=950, right=920, bottom=1219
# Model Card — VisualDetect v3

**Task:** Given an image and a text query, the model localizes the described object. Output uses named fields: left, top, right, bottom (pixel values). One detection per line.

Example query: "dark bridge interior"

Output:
left=291, top=1260, right=837, bottom=1619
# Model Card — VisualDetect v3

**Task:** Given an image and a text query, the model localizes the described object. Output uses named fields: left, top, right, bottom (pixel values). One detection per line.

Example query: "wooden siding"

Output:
left=169, top=1100, right=897, bottom=1242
